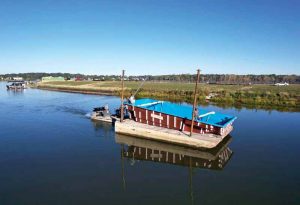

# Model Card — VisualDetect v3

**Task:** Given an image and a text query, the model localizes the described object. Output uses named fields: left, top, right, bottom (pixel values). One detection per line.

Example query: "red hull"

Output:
left=127, top=105, right=233, bottom=136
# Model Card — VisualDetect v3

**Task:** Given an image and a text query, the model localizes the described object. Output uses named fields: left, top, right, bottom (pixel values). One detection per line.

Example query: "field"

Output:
left=37, top=81, right=300, bottom=110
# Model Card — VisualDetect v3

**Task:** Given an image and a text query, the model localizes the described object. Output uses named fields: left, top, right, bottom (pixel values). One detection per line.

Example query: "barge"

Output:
left=115, top=98, right=237, bottom=149
left=91, top=69, right=237, bottom=149
left=6, top=81, right=27, bottom=90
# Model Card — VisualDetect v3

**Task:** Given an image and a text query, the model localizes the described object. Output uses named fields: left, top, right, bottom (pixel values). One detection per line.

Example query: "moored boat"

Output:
left=6, top=81, right=27, bottom=90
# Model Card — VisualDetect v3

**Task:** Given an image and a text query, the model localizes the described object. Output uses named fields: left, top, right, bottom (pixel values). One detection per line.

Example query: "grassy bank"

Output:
left=37, top=81, right=300, bottom=110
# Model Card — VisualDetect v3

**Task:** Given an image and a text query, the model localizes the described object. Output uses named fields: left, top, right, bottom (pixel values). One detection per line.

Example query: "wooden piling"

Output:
left=120, top=70, right=125, bottom=122
left=190, top=69, right=201, bottom=137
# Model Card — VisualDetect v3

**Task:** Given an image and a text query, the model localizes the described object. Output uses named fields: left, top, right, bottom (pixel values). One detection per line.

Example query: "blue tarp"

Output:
left=125, top=98, right=237, bottom=128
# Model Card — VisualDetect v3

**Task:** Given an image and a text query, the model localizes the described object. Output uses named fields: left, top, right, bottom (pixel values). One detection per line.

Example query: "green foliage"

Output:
left=38, top=81, right=300, bottom=109
left=1, top=73, right=300, bottom=84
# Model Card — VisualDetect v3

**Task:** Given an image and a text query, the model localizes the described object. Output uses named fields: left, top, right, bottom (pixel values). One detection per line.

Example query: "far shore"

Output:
left=33, top=81, right=300, bottom=112
left=37, top=86, right=115, bottom=96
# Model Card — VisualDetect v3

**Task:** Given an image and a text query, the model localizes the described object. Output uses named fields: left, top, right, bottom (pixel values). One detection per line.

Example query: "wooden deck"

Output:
left=115, top=120, right=233, bottom=149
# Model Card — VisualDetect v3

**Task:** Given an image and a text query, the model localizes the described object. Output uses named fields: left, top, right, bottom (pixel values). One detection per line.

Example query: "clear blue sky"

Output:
left=0, top=0, right=299, bottom=75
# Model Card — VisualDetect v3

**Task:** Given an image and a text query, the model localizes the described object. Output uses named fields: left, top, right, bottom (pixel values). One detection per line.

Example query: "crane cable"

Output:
left=133, top=77, right=148, bottom=97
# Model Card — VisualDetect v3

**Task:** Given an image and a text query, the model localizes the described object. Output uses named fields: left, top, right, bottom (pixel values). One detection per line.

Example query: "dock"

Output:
left=115, top=120, right=232, bottom=149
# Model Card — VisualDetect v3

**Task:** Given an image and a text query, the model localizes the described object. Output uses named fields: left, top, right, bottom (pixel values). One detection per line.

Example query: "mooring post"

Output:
left=190, top=69, right=200, bottom=137
left=120, top=70, right=125, bottom=122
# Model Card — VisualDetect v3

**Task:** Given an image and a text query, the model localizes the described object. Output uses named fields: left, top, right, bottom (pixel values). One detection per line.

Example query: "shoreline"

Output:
left=36, top=86, right=115, bottom=96
left=34, top=84, right=300, bottom=112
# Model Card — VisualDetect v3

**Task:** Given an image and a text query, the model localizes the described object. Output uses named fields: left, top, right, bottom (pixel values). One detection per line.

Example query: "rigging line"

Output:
left=133, top=77, right=148, bottom=97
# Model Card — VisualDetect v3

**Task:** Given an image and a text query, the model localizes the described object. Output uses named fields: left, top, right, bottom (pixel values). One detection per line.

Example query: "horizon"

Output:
left=1, top=71, right=299, bottom=76
left=0, top=0, right=299, bottom=75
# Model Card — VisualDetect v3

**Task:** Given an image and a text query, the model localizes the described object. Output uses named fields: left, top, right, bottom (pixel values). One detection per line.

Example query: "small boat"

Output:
left=91, top=104, right=113, bottom=123
left=6, top=81, right=27, bottom=90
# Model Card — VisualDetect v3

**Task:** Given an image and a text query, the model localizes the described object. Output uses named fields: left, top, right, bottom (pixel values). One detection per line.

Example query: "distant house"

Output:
left=42, top=76, right=65, bottom=82
left=92, top=78, right=100, bottom=81
left=131, top=77, right=144, bottom=81
left=205, top=93, right=218, bottom=100
left=275, top=82, right=289, bottom=86
left=75, top=77, right=84, bottom=81
left=13, top=77, right=23, bottom=81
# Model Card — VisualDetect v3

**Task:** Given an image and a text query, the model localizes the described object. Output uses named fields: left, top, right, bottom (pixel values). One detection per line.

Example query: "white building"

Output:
left=275, top=82, right=289, bottom=86
left=13, top=77, right=23, bottom=81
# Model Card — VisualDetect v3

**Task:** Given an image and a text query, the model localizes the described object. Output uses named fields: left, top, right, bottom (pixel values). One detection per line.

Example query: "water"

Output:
left=0, top=82, right=299, bottom=205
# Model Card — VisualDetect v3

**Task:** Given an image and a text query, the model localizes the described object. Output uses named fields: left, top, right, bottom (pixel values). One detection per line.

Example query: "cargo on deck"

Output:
left=124, top=98, right=237, bottom=136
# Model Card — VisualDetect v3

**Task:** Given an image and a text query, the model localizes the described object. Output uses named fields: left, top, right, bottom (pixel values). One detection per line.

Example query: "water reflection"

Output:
left=116, top=134, right=233, bottom=170
left=115, top=134, right=233, bottom=204
left=6, top=89, right=25, bottom=95
left=92, top=121, right=115, bottom=138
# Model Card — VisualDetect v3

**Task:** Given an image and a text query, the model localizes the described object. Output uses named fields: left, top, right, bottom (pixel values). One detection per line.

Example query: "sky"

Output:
left=0, top=0, right=299, bottom=75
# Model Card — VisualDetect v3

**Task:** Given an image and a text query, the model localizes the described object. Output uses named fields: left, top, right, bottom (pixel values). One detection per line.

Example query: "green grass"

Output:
left=44, top=81, right=99, bottom=86
left=37, top=81, right=300, bottom=110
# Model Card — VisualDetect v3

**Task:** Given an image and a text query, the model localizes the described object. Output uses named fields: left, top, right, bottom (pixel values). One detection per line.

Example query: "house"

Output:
left=13, top=77, right=23, bottom=81
left=275, top=82, right=289, bottom=86
left=42, top=76, right=65, bottom=82
left=93, top=78, right=100, bottom=81
left=75, top=77, right=84, bottom=81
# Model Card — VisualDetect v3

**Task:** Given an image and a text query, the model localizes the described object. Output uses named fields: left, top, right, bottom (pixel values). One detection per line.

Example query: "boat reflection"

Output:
left=7, top=89, right=25, bottom=95
left=115, top=134, right=233, bottom=170
left=91, top=121, right=114, bottom=137
left=115, top=134, right=233, bottom=204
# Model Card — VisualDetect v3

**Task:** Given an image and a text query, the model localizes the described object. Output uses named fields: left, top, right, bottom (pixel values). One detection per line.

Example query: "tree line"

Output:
left=143, top=74, right=300, bottom=84
left=1, top=72, right=299, bottom=84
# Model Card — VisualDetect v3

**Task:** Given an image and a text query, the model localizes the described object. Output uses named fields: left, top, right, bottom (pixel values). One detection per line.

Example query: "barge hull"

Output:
left=127, top=105, right=233, bottom=136
left=115, top=120, right=233, bottom=149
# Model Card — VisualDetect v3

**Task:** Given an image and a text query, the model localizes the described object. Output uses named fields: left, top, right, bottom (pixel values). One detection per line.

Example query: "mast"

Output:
left=190, top=69, right=200, bottom=136
left=120, top=70, right=125, bottom=122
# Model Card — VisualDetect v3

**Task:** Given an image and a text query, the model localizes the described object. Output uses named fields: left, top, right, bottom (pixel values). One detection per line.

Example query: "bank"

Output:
left=35, top=81, right=300, bottom=111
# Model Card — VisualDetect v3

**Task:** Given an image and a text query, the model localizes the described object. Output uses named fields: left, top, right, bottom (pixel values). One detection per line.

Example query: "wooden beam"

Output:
left=120, top=70, right=125, bottom=122
left=190, top=69, right=201, bottom=137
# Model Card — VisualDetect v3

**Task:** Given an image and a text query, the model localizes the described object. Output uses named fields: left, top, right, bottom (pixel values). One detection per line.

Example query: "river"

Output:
left=0, top=82, right=299, bottom=205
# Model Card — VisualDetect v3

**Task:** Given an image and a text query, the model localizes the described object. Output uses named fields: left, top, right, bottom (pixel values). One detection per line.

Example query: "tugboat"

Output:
left=6, top=81, right=27, bottom=90
left=91, top=104, right=113, bottom=123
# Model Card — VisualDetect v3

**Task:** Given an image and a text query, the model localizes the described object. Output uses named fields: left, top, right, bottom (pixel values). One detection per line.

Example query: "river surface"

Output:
left=0, top=82, right=299, bottom=205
